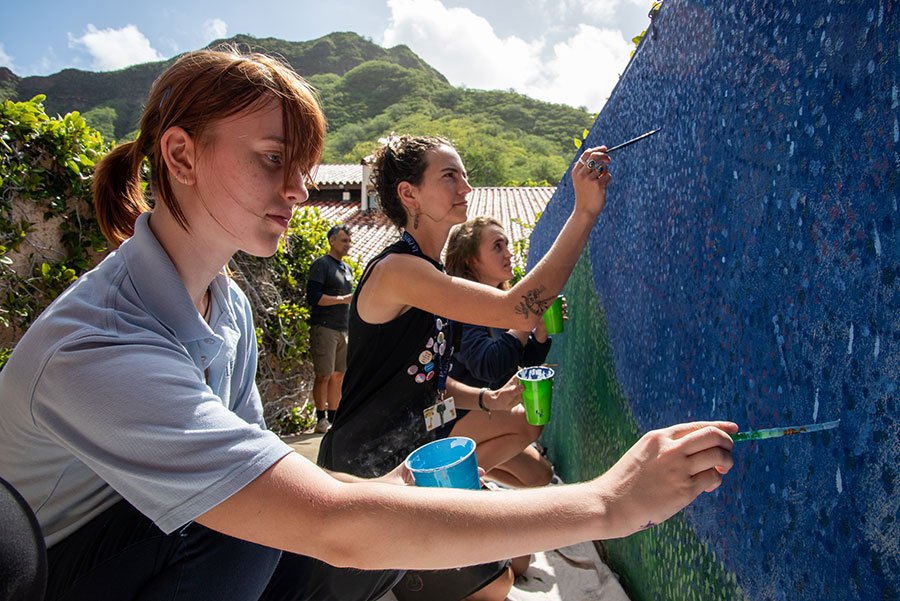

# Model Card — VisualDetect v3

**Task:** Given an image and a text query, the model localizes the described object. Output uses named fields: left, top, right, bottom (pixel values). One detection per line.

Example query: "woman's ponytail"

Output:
left=92, top=140, right=150, bottom=246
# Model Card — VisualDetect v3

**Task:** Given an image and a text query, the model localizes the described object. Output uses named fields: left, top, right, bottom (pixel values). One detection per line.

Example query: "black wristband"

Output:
left=478, top=387, right=492, bottom=418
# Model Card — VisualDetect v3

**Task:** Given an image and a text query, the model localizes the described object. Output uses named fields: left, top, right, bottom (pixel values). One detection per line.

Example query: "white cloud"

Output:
left=68, top=24, right=164, bottom=71
left=582, top=0, right=649, bottom=22
left=384, top=0, right=545, bottom=92
left=203, top=18, right=228, bottom=41
left=525, top=0, right=629, bottom=27
left=382, top=0, right=632, bottom=110
left=531, top=0, right=583, bottom=16
left=531, top=24, right=633, bottom=110
left=580, top=0, right=621, bottom=23
left=0, top=43, right=14, bottom=71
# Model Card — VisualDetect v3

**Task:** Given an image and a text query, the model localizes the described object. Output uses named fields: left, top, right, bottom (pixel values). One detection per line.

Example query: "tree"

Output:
left=82, top=106, right=117, bottom=141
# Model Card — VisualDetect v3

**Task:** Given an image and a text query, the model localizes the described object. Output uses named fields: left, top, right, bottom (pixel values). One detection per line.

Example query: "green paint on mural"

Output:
left=542, top=254, right=746, bottom=601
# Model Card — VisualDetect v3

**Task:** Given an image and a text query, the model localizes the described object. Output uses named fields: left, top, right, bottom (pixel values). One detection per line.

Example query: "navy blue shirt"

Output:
left=449, top=323, right=552, bottom=390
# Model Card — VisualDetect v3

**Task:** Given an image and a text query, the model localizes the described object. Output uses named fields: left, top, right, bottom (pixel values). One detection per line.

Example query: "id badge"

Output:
left=423, top=396, right=457, bottom=432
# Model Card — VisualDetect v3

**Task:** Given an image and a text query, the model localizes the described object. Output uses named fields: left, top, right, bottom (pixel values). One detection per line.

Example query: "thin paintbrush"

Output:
left=586, top=128, right=661, bottom=173
left=731, top=419, right=840, bottom=442
left=605, top=127, right=662, bottom=153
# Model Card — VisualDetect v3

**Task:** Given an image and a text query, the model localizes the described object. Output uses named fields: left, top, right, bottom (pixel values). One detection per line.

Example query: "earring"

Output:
left=413, top=212, right=420, bottom=230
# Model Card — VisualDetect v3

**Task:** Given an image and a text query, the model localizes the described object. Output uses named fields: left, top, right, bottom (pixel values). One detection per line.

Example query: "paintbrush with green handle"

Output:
left=731, top=419, right=840, bottom=442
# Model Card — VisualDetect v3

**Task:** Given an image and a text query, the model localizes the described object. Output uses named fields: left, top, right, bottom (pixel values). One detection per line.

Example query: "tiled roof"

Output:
left=464, top=187, right=553, bottom=254
left=312, top=164, right=363, bottom=186
left=301, top=186, right=555, bottom=267
left=305, top=200, right=398, bottom=266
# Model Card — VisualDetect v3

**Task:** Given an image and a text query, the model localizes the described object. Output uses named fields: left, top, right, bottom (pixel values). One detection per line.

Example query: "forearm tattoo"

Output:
left=514, top=286, right=554, bottom=318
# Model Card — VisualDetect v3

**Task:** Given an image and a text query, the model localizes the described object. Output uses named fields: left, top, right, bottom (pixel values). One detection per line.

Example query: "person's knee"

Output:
left=521, top=457, right=553, bottom=487
left=314, top=374, right=331, bottom=385
left=510, top=555, right=531, bottom=577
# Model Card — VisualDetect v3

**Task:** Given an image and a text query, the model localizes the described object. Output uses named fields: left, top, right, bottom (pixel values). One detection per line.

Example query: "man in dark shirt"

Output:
left=306, top=225, right=354, bottom=433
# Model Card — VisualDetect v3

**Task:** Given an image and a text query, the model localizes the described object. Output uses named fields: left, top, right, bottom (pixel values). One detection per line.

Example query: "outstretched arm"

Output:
left=196, top=421, right=737, bottom=570
left=363, top=147, right=613, bottom=331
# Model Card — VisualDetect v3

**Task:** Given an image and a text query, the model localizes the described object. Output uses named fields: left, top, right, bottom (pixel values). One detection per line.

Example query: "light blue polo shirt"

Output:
left=0, top=212, right=293, bottom=546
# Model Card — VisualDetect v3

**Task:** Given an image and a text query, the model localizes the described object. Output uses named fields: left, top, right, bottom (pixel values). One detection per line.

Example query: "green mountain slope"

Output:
left=3, top=32, right=593, bottom=186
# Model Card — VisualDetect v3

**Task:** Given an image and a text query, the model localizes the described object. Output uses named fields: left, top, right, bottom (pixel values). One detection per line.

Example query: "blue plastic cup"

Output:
left=404, top=437, right=480, bottom=490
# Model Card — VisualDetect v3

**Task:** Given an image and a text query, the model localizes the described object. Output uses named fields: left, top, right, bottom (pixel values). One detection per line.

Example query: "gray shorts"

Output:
left=310, top=325, right=348, bottom=375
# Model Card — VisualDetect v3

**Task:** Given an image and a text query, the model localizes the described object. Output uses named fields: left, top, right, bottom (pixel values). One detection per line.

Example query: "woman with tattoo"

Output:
left=318, top=135, right=609, bottom=480
left=443, top=216, right=555, bottom=489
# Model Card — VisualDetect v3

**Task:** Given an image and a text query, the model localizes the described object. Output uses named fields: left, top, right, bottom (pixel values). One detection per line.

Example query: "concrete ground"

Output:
left=282, top=432, right=325, bottom=463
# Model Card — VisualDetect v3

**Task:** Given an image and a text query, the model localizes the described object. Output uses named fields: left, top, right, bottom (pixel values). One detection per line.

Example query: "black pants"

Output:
left=46, top=500, right=401, bottom=601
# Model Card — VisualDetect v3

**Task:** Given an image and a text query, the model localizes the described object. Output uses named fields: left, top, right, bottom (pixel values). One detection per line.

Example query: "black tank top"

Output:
left=318, top=238, right=455, bottom=477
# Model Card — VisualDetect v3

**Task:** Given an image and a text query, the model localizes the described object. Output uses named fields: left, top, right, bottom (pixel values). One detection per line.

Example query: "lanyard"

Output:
left=401, top=231, right=453, bottom=394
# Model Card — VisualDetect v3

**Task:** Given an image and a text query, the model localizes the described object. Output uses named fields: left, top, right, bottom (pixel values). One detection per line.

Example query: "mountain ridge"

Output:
left=2, top=32, right=593, bottom=186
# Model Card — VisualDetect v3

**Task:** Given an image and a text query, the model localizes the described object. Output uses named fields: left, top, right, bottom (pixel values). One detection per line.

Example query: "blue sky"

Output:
left=0, top=0, right=654, bottom=110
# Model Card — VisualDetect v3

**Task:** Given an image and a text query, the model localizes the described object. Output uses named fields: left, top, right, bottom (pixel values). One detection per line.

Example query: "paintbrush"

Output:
left=731, top=419, right=840, bottom=442
left=586, top=128, right=661, bottom=173
left=605, top=127, right=662, bottom=154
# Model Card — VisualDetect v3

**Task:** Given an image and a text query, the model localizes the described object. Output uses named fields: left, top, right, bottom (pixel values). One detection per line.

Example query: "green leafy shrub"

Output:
left=0, top=95, right=110, bottom=340
left=262, top=301, right=311, bottom=369
left=276, top=405, right=316, bottom=435
left=273, top=207, right=333, bottom=293
left=81, top=106, right=118, bottom=141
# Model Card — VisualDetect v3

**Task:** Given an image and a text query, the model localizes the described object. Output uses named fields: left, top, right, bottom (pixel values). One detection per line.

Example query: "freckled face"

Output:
left=415, top=145, right=473, bottom=226
left=192, top=98, right=307, bottom=257
left=471, top=224, right=514, bottom=286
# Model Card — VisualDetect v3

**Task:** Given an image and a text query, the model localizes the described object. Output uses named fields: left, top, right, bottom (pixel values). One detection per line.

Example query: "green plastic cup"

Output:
left=518, top=366, right=554, bottom=426
left=542, top=296, right=564, bottom=334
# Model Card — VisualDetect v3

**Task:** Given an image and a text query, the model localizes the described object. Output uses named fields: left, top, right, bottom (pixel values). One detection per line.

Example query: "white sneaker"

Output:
left=314, top=418, right=331, bottom=433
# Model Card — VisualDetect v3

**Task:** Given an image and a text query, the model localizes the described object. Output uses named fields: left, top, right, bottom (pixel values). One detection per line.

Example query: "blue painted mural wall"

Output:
left=529, top=1, right=898, bottom=599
